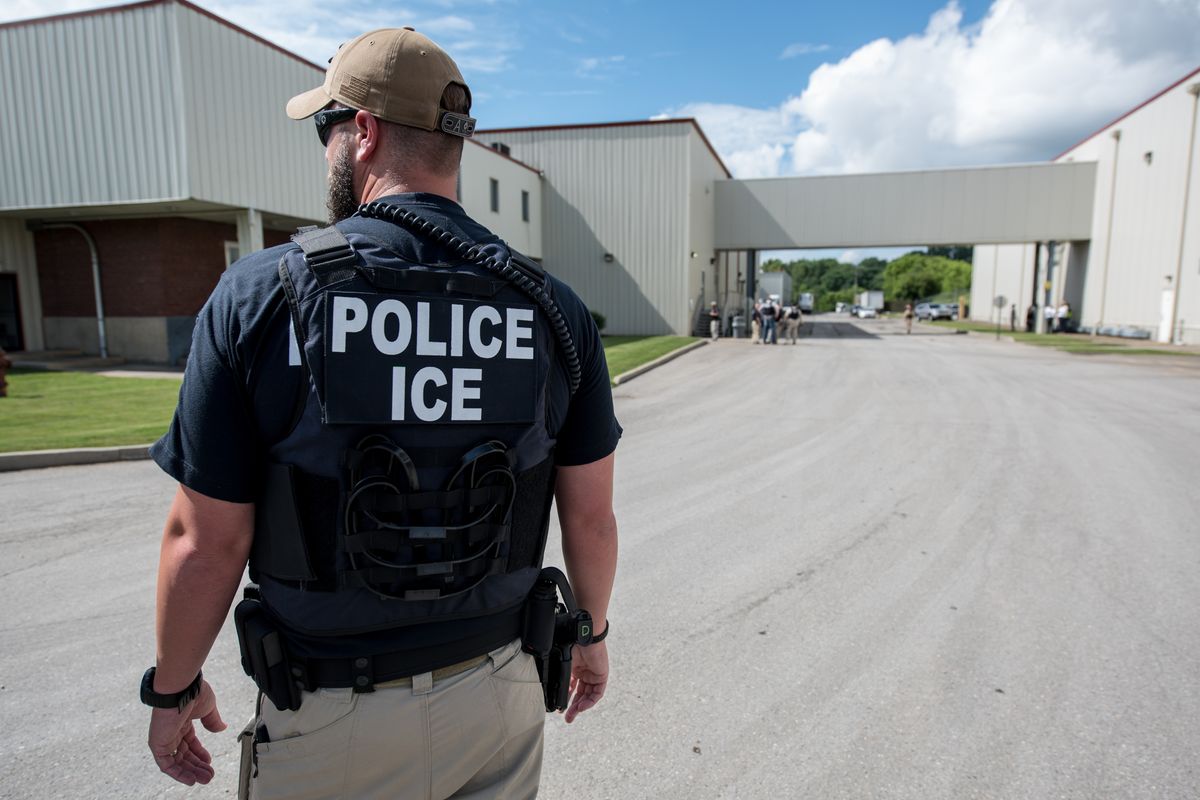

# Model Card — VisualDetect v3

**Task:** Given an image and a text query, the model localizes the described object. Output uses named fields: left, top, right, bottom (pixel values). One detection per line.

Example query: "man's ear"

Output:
left=354, top=110, right=379, bottom=163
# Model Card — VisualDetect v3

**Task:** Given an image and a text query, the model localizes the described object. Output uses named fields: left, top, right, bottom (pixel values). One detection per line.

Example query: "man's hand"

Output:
left=148, top=679, right=227, bottom=786
left=565, top=641, right=608, bottom=723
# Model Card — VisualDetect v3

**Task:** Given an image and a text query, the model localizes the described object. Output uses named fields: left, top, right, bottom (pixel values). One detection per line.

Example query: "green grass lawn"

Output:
left=928, top=320, right=1198, bottom=357
left=1, top=335, right=699, bottom=452
left=601, top=335, right=698, bottom=382
left=0, top=368, right=182, bottom=453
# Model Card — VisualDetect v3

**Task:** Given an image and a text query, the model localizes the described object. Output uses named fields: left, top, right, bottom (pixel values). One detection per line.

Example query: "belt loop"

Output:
left=412, top=671, right=433, bottom=696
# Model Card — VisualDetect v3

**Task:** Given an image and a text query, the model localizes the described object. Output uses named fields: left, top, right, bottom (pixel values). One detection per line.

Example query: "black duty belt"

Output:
left=289, top=610, right=522, bottom=693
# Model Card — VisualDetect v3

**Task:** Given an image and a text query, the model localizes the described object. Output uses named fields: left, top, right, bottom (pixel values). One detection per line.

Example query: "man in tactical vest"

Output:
left=141, top=27, right=620, bottom=799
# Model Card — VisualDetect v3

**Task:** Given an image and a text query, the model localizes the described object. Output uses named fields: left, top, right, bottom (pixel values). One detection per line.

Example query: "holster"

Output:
left=234, top=586, right=302, bottom=712
left=521, top=567, right=592, bottom=712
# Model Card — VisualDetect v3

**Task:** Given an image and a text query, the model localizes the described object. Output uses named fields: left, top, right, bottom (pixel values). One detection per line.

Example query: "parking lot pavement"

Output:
left=3, top=325, right=1199, bottom=799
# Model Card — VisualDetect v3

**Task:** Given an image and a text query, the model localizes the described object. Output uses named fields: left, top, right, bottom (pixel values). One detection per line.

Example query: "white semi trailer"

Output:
left=856, top=290, right=884, bottom=311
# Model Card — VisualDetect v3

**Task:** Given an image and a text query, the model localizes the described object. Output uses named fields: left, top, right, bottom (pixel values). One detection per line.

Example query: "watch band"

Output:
left=589, top=620, right=609, bottom=644
left=140, top=667, right=202, bottom=712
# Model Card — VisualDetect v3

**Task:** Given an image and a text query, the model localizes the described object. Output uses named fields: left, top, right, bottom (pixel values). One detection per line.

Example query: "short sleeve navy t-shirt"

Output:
left=151, top=193, right=621, bottom=503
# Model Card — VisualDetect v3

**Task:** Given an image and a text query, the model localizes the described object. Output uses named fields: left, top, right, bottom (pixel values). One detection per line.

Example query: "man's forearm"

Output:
left=154, top=488, right=253, bottom=692
left=561, top=511, right=617, bottom=627
left=554, top=454, right=619, bottom=628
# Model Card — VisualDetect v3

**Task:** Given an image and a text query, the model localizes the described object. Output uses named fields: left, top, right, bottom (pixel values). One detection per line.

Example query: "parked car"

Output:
left=914, top=302, right=933, bottom=320
left=855, top=306, right=878, bottom=319
left=925, top=303, right=957, bottom=320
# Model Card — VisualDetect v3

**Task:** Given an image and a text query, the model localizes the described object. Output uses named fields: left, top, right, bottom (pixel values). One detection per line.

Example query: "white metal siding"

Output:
left=715, top=162, right=1097, bottom=250
left=481, top=124, right=691, bottom=335
left=175, top=4, right=326, bottom=222
left=0, top=219, right=44, bottom=350
left=687, top=129, right=724, bottom=323
left=1058, top=78, right=1200, bottom=341
left=0, top=4, right=187, bottom=209
left=459, top=142, right=542, bottom=259
left=969, top=243, right=1037, bottom=325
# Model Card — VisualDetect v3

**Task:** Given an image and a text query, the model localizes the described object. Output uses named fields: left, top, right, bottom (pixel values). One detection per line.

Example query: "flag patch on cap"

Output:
left=341, top=75, right=371, bottom=106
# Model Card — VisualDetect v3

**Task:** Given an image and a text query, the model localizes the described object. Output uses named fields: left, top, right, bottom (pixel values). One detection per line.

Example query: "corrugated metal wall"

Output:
left=175, top=3, right=326, bottom=222
left=0, top=3, right=187, bottom=209
left=459, top=142, right=542, bottom=259
left=969, top=243, right=1036, bottom=325
left=479, top=124, right=692, bottom=335
left=1058, top=78, right=1200, bottom=341
left=0, top=219, right=44, bottom=350
left=688, top=129, right=724, bottom=324
left=715, top=162, right=1097, bottom=250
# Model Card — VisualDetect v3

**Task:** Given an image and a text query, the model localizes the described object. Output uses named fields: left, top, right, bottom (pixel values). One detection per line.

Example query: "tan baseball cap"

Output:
left=286, top=27, right=476, bottom=137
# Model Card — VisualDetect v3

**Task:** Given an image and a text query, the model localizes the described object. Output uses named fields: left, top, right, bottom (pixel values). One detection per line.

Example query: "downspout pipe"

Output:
left=1168, top=83, right=1200, bottom=344
left=27, top=221, right=107, bottom=358
left=1094, top=129, right=1122, bottom=336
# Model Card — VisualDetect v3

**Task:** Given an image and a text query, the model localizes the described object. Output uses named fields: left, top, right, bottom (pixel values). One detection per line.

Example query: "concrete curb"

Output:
left=612, top=339, right=708, bottom=386
left=0, top=444, right=153, bottom=472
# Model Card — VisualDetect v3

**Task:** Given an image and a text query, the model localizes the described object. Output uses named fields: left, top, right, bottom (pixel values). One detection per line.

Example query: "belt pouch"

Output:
left=522, top=580, right=558, bottom=658
left=234, top=597, right=302, bottom=712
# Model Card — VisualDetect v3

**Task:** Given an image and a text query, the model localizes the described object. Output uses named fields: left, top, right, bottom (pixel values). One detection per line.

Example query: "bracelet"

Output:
left=589, top=619, right=609, bottom=644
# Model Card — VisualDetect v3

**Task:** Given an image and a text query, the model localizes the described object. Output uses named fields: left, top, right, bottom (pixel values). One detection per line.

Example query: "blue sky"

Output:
left=6, top=0, right=1198, bottom=261
left=462, top=0, right=992, bottom=128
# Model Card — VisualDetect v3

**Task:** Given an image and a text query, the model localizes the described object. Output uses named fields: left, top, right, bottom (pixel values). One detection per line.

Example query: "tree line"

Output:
left=760, top=246, right=973, bottom=311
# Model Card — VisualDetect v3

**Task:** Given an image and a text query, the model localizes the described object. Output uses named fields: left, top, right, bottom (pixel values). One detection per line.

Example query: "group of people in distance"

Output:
left=1024, top=301, right=1074, bottom=333
left=752, top=296, right=802, bottom=344
left=706, top=296, right=803, bottom=344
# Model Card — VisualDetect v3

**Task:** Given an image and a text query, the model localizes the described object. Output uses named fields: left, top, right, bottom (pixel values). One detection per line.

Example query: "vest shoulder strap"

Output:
left=292, top=225, right=358, bottom=285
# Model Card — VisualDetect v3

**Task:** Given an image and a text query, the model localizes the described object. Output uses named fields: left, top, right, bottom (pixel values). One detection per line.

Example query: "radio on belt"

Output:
left=322, top=291, right=540, bottom=426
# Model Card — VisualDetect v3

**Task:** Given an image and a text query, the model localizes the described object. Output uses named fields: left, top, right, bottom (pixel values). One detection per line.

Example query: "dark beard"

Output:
left=325, top=138, right=359, bottom=223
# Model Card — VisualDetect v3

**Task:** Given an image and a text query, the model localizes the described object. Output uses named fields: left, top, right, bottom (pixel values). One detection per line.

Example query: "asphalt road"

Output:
left=2, top=315, right=1199, bottom=799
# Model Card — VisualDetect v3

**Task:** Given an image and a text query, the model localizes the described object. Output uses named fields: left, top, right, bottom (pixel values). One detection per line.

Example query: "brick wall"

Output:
left=36, top=218, right=293, bottom=317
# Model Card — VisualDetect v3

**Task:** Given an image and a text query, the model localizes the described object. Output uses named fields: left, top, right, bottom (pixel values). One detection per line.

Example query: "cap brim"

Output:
left=286, top=85, right=332, bottom=120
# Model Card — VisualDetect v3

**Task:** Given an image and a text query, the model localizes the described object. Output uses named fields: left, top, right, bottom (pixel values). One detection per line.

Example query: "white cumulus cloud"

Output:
left=0, top=0, right=519, bottom=74
left=663, top=0, right=1200, bottom=178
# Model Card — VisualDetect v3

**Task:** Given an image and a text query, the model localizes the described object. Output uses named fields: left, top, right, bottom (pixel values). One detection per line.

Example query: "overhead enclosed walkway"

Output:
left=713, top=162, right=1096, bottom=250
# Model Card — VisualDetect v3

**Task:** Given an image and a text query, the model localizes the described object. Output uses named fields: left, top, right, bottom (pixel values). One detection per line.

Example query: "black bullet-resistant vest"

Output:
left=250, top=213, right=562, bottom=645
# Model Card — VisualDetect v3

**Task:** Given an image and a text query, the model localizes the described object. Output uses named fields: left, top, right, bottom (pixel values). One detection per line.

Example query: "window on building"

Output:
left=521, top=190, right=530, bottom=222
left=490, top=179, right=499, bottom=213
left=224, top=241, right=240, bottom=270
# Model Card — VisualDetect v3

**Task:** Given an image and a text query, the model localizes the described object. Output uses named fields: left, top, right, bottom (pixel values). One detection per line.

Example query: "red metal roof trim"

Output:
left=465, top=139, right=542, bottom=176
left=0, top=0, right=325, bottom=73
left=1052, top=64, right=1200, bottom=161
left=478, top=118, right=732, bottom=178
left=0, top=0, right=163, bottom=30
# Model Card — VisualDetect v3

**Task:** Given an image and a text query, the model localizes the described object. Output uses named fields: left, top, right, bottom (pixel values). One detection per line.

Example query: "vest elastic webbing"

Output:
left=254, top=450, right=556, bottom=594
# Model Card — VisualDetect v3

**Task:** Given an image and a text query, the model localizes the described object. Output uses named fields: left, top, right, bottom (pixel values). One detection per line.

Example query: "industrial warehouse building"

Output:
left=1, top=0, right=1197, bottom=363
left=0, top=0, right=543, bottom=361
left=970, top=70, right=1200, bottom=343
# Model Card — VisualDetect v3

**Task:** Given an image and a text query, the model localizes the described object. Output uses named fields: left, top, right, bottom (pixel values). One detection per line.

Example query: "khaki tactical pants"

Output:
left=238, top=639, right=545, bottom=800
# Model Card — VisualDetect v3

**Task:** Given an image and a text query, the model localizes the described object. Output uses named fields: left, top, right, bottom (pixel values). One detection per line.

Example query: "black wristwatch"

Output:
left=589, top=619, right=609, bottom=644
left=140, top=667, right=203, bottom=712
